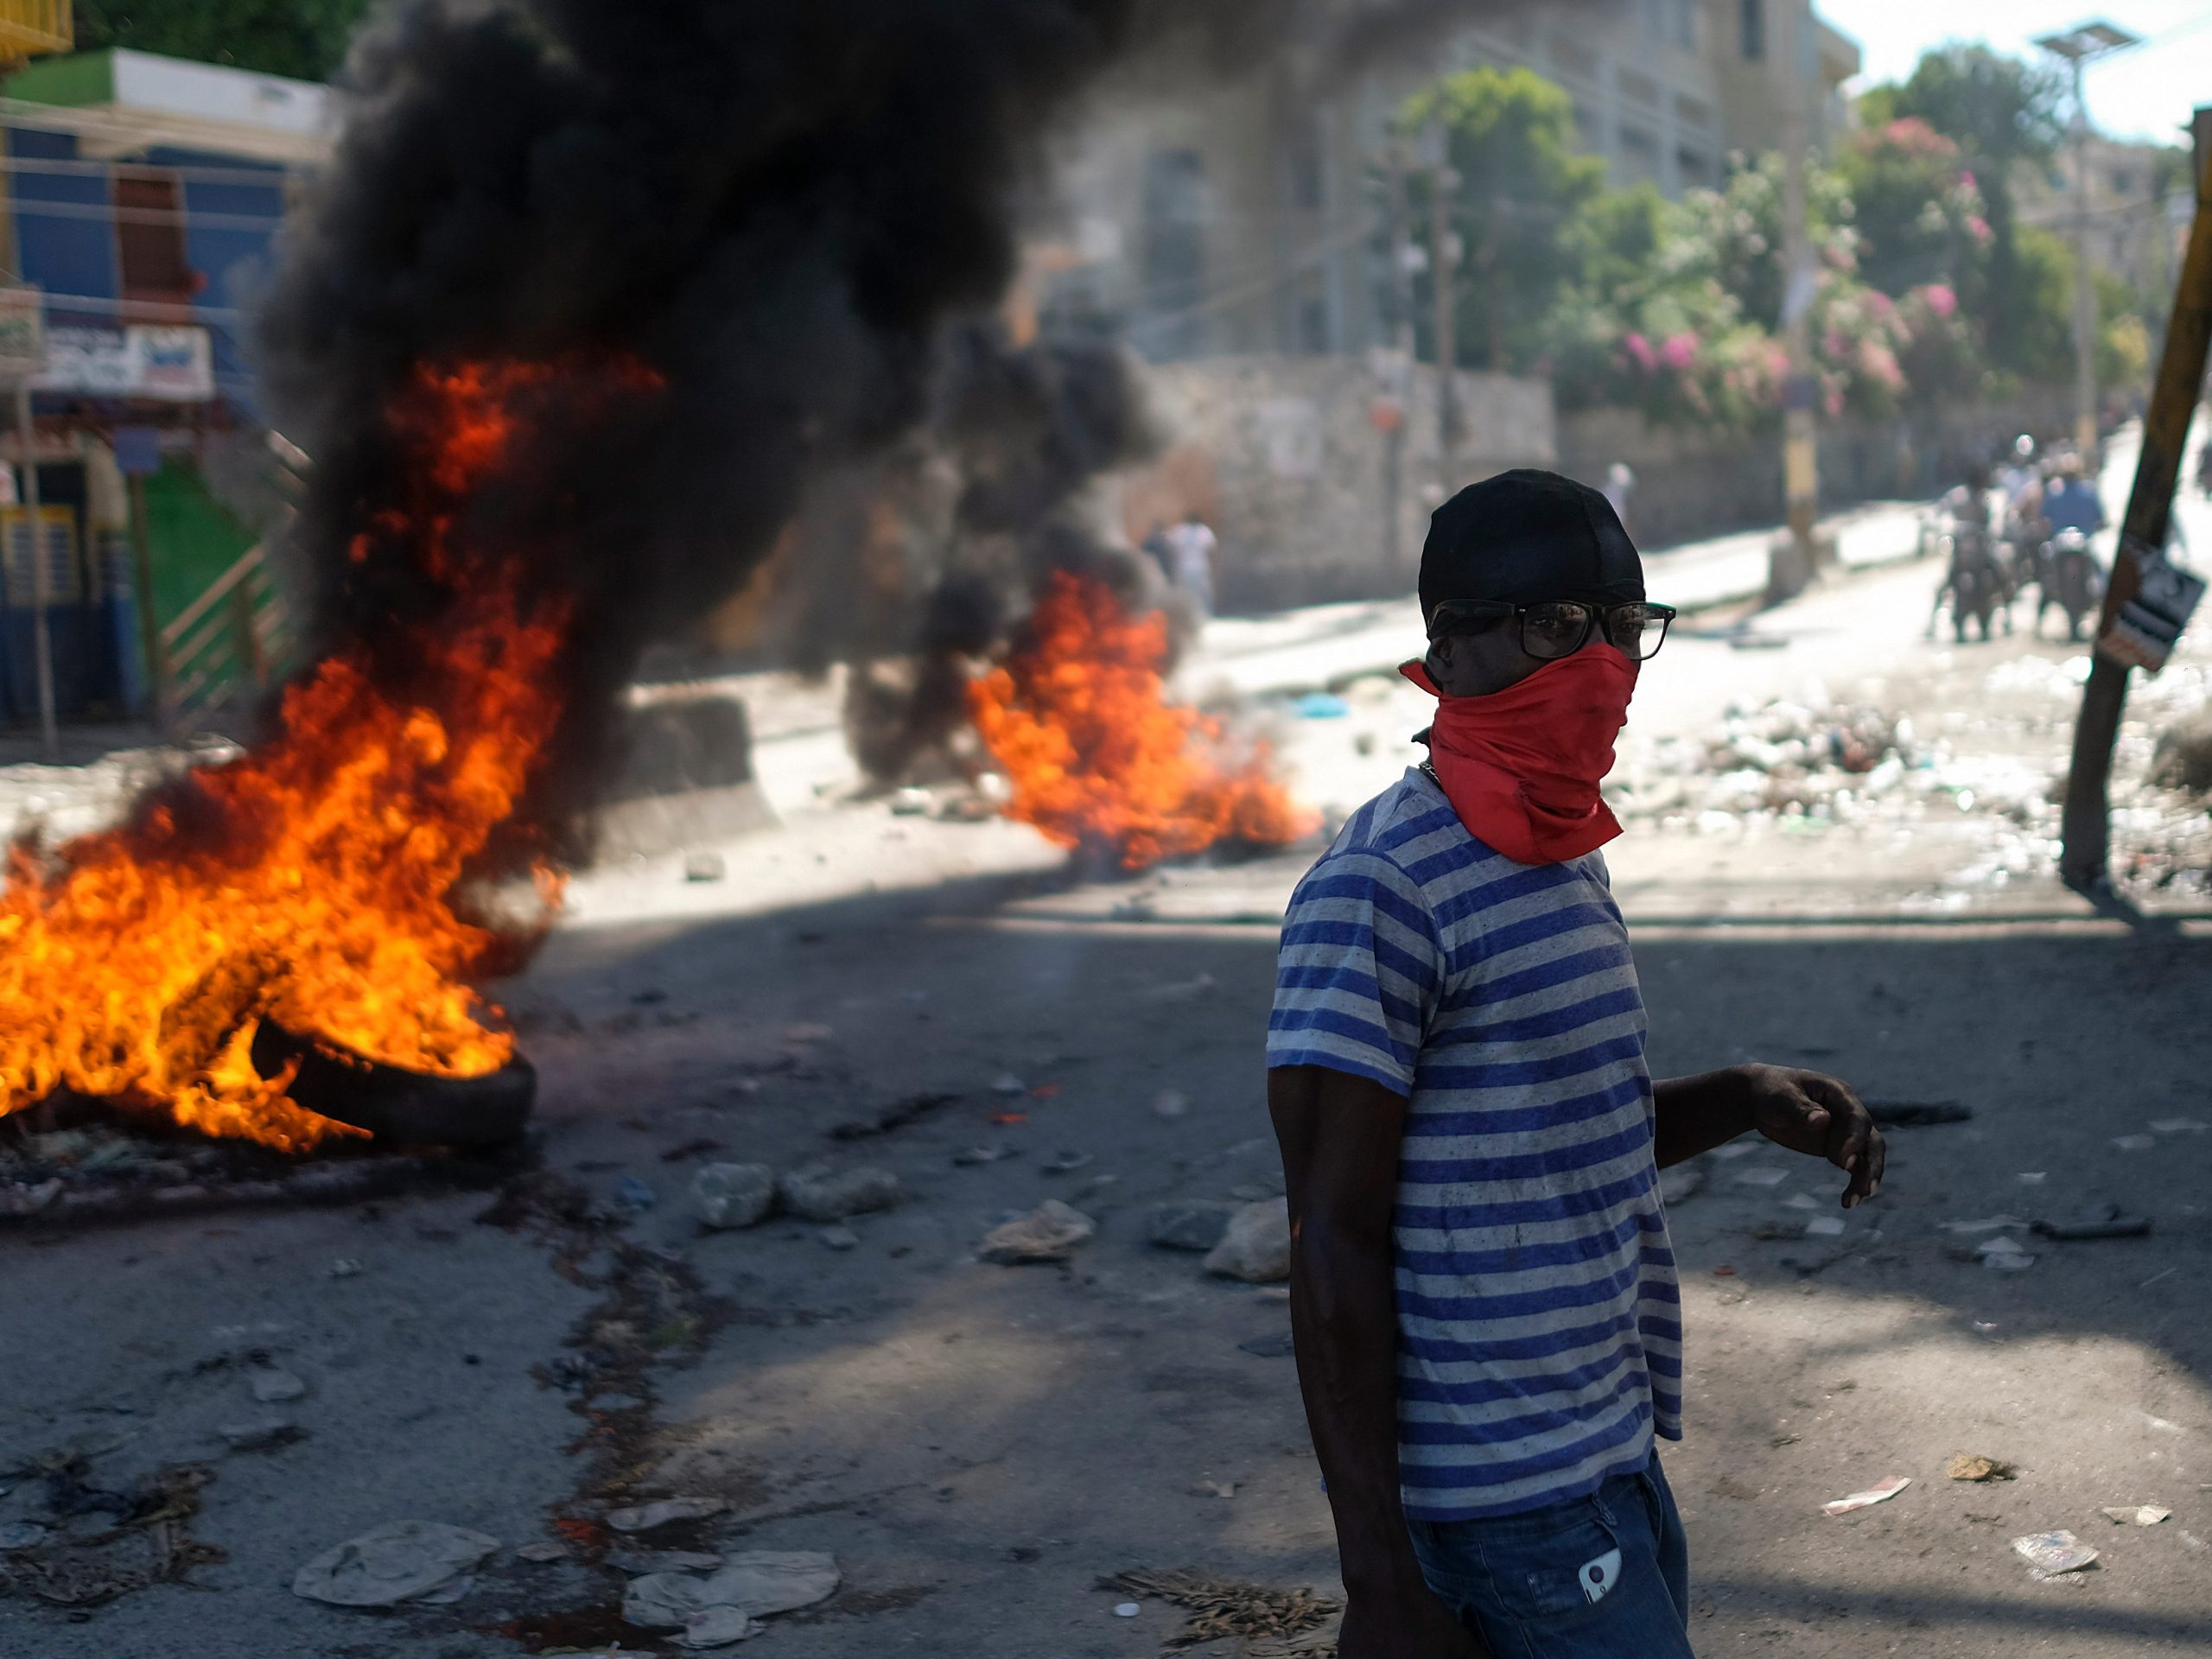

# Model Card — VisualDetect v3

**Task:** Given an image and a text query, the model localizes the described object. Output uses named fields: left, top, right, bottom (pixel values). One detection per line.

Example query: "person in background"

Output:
left=1166, top=508, right=1217, bottom=620
left=1268, top=469, right=1884, bottom=1658
left=2043, top=458, right=2107, bottom=542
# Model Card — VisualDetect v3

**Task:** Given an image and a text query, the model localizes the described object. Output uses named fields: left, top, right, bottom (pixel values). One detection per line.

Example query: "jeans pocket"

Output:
left=1468, top=1503, right=1626, bottom=1622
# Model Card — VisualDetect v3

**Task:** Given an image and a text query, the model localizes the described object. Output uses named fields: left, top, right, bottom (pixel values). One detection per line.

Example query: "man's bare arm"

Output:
left=1654, top=1065, right=1885, bottom=1207
left=1268, top=1065, right=1487, bottom=1659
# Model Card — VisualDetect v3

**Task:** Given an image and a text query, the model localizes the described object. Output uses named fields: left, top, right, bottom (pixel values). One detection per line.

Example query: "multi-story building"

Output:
left=2016, top=130, right=2193, bottom=308
left=0, top=46, right=329, bottom=722
left=1040, top=0, right=1860, bottom=363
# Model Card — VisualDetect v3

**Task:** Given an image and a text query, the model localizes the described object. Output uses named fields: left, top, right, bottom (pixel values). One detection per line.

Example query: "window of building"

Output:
left=112, top=167, right=196, bottom=313
left=1571, top=101, right=1603, bottom=155
left=1741, top=0, right=1765, bottom=62
left=1549, top=36, right=1599, bottom=83
left=2110, top=168, right=2135, bottom=197
left=1619, top=69, right=1659, bottom=108
left=1141, top=149, right=1207, bottom=356
left=1619, top=123, right=1659, bottom=184
left=1677, top=146, right=1712, bottom=188
left=1675, top=0, right=1700, bottom=51
left=1675, top=94, right=1711, bottom=131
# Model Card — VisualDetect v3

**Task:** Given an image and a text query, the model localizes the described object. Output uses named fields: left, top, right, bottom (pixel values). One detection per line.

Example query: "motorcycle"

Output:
left=1931, top=520, right=2005, bottom=643
left=2035, top=528, right=2103, bottom=642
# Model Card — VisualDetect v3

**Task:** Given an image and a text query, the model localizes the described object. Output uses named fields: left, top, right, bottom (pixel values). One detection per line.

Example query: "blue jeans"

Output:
left=1405, top=1457, right=1694, bottom=1658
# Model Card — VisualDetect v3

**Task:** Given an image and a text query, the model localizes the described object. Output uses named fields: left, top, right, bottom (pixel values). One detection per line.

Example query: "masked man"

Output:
left=1266, top=471, right=1885, bottom=1659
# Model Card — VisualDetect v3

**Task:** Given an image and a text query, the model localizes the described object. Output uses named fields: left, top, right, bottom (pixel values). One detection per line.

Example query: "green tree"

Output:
left=73, top=1, right=374, bottom=82
left=1871, top=44, right=2067, bottom=376
left=1396, top=67, right=1605, bottom=373
left=1835, top=117, right=1992, bottom=302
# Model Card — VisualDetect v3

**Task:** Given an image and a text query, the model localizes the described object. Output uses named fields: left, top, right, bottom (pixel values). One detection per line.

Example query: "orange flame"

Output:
left=0, top=360, right=628, bottom=1150
left=968, top=573, right=1318, bottom=870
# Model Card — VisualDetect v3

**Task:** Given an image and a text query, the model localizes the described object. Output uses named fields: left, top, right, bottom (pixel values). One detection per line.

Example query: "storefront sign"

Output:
left=35, top=325, right=214, bottom=402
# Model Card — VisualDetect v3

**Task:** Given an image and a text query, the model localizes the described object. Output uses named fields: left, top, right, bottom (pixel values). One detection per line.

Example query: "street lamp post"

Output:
left=2036, top=21, right=2142, bottom=463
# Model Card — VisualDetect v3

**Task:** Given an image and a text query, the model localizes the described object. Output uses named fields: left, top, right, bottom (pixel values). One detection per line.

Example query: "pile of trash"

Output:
left=1610, top=693, right=2050, bottom=838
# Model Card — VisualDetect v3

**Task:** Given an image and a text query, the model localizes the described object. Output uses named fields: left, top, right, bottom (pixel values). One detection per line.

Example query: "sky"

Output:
left=1821, top=0, right=2212, bottom=148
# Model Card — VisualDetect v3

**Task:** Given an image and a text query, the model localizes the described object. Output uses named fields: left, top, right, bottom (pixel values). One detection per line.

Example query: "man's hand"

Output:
left=1739, top=1064, right=1885, bottom=1208
left=1339, top=1572, right=1484, bottom=1659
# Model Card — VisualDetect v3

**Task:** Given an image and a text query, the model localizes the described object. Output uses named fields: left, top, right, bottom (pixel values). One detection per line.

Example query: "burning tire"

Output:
left=250, top=1019, right=536, bottom=1148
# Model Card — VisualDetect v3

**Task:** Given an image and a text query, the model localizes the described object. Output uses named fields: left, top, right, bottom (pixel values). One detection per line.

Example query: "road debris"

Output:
left=291, top=1519, right=499, bottom=1607
left=683, top=851, right=727, bottom=882
left=2146, top=1116, right=2208, bottom=1134
left=1822, top=1477, right=1911, bottom=1516
left=621, top=1550, right=840, bottom=1633
left=1735, top=1167, right=1789, bottom=1186
left=607, top=1497, right=728, bottom=1534
left=247, top=1366, right=307, bottom=1404
left=818, top=1225, right=860, bottom=1250
left=2112, top=1135, right=2156, bottom=1152
left=693, top=1163, right=778, bottom=1230
left=2031, top=1205, right=2151, bottom=1241
left=1866, top=1099, right=1973, bottom=1125
left=1978, top=1237, right=2036, bottom=1272
left=1656, top=1163, right=1706, bottom=1205
left=1205, top=1198, right=1292, bottom=1283
left=830, top=1091, right=962, bottom=1140
left=1101, top=1567, right=1340, bottom=1649
left=978, top=1199, right=1096, bottom=1264
left=1946, top=1453, right=2016, bottom=1482
left=517, top=1541, right=569, bottom=1562
left=952, top=1144, right=1014, bottom=1166
left=2012, top=1529, right=2099, bottom=1579
left=1148, top=1201, right=1239, bottom=1253
left=1041, top=1149, right=1094, bottom=1174
left=1153, top=1090, right=1190, bottom=1120
left=991, top=1073, right=1028, bottom=1096
left=0, top=1522, right=48, bottom=1550
left=777, top=1164, right=901, bottom=1223
left=218, top=1418, right=302, bottom=1453
left=1114, top=1600, right=1141, bottom=1617
left=2099, top=1504, right=2171, bottom=1526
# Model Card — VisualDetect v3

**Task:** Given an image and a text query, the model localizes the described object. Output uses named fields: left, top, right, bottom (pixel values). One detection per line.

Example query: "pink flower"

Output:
left=1661, top=332, right=1696, bottom=371
left=1966, top=215, right=1992, bottom=244
left=1623, top=332, right=1656, bottom=372
left=1960, top=169, right=1977, bottom=191
left=1918, top=283, right=1957, bottom=320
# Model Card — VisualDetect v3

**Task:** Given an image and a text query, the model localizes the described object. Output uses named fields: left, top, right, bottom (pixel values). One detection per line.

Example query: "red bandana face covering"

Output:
left=1399, top=645, right=1638, bottom=866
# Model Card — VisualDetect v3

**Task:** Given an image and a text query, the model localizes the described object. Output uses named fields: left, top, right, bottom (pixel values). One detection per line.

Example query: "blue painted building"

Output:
left=0, top=48, right=326, bottom=722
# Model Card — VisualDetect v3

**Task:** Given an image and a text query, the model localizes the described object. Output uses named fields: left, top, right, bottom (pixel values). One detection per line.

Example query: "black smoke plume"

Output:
left=255, top=0, right=1513, bottom=833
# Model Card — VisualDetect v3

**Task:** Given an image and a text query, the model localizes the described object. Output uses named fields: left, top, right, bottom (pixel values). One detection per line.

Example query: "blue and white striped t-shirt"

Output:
left=1267, top=766, right=1681, bottom=1521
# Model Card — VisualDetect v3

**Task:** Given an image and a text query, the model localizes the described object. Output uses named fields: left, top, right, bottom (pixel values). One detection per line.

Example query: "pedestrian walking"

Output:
left=1267, top=469, right=1885, bottom=1659
left=1166, top=509, right=1217, bottom=619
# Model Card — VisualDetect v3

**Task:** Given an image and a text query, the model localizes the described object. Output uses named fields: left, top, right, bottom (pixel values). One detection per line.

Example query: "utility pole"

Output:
left=1381, top=141, right=1414, bottom=578
left=2037, top=22, right=2142, bottom=464
left=2057, top=105, right=2212, bottom=890
left=1769, top=0, right=1821, bottom=603
left=1428, top=126, right=1461, bottom=487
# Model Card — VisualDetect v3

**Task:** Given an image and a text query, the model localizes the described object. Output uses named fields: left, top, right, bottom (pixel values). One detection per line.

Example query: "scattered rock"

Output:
left=622, top=1550, right=841, bottom=1630
left=1946, top=1452, right=2015, bottom=1483
left=517, top=1541, right=569, bottom=1562
left=991, top=1073, right=1028, bottom=1096
left=1148, top=1202, right=1240, bottom=1254
left=292, top=1520, right=500, bottom=1607
left=979, top=1199, right=1096, bottom=1264
left=1205, top=1199, right=1292, bottom=1284
left=683, top=851, right=728, bottom=883
left=1041, top=1150, right=1093, bottom=1174
left=778, top=1164, right=901, bottom=1224
left=219, top=1418, right=302, bottom=1453
left=607, top=1496, right=728, bottom=1535
left=327, top=1258, right=365, bottom=1279
left=0, top=1522, right=48, bottom=1550
left=248, top=1366, right=308, bottom=1404
left=693, top=1163, right=778, bottom=1230
left=819, top=1225, right=860, bottom=1250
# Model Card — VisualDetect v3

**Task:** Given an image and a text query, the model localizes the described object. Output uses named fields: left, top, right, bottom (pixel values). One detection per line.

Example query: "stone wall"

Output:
left=1115, top=355, right=1556, bottom=613
left=1554, top=393, right=2078, bottom=552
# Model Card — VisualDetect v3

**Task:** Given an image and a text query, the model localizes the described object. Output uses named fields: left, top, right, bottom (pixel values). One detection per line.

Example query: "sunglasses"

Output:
left=1427, top=599, right=1677, bottom=662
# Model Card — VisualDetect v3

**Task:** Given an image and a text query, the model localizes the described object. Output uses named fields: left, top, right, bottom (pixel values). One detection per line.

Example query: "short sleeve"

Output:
left=1267, top=850, right=1445, bottom=1096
